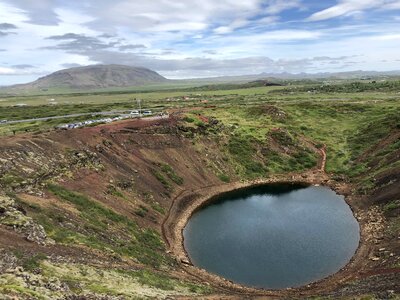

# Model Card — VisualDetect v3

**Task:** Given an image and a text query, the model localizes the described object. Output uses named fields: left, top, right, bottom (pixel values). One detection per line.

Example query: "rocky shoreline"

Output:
left=162, top=170, right=389, bottom=298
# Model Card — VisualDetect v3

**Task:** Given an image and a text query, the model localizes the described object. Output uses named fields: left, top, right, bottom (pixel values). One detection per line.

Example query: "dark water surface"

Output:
left=183, top=184, right=360, bottom=289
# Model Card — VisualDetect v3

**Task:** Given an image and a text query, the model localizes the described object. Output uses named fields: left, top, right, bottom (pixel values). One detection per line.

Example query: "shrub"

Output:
left=183, top=116, right=195, bottom=123
left=218, top=174, right=230, bottom=183
left=151, top=169, right=171, bottom=190
left=150, top=202, right=165, bottom=214
left=106, top=185, right=124, bottom=198
left=228, top=135, right=267, bottom=177
left=160, top=164, right=184, bottom=185
left=23, top=253, right=47, bottom=272
left=384, top=200, right=400, bottom=212
left=135, top=205, right=148, bottom=217
left=195, top=120, right=205, bottom=127
left=47, top=184, right=129, bottom=226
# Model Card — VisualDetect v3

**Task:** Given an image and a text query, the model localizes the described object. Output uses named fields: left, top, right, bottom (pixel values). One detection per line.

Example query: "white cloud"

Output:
left=2, top=0, right=60, bottom=25
left=308, top=0, right=380, bottom=21
left=213, top=19, right=249, bottom=34
left=308, top=0, right=400, bottom=21
left=372, top=33, right=400, bottom=40
left=85, top=0, right=262, bottom=34
left=265, top=0, right=302, bottom=14
left=260, top=29, right=322, bottom=40
left=207, top=29, right=322, bottom=47
left=0, top=2, right=26, bottom=24
left=1, top=0, right=400, bottom=84
left=0, top=67, right=16, bottom=74
left=257, top=16, right=280, bottom=24
left=383, top=1, right=400, bottom=9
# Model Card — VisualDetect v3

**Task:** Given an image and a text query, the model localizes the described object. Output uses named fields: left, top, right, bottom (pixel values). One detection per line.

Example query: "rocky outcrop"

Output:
left=0, top=250, right=18, bottom=273
left=0, top=141, right=104, bottom=193
left=0, top=195, right=53, bottom=245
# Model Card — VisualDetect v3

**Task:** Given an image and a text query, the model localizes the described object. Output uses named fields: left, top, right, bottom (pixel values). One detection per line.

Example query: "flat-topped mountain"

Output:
left=7, top=64, right=168, bottom=91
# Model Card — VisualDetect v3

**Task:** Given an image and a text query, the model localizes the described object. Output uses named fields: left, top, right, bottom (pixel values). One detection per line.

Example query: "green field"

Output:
left=0, top=81, right=400, bottom=143
left=1, top=79, right=399, bottom=176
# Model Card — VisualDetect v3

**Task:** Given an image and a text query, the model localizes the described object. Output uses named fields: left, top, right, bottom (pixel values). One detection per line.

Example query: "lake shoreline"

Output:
left=183, top=184, right=360, bottom=289
left=162, top=170, right=374, bottom=298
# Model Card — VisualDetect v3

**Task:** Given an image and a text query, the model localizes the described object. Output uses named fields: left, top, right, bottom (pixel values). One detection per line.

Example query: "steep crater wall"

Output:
left=0, top=116, right=398, bottom=298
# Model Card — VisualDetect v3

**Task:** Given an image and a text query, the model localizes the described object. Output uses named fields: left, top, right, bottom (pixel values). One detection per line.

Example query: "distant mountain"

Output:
left=256, top=70, right=400, bottom=80
left=178, top=70, right=400, bottom=84
left=2, top=65, right=400, bottom=95
left=3, top=64, right=168, bottom=92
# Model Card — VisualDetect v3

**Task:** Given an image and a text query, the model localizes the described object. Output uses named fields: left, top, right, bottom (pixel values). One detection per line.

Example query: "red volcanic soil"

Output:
left=0, top=115, right=399, bottom=298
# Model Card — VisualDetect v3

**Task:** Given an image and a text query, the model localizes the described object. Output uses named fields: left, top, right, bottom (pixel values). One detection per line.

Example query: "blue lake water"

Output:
left=183, top=184, right=360, bottom=289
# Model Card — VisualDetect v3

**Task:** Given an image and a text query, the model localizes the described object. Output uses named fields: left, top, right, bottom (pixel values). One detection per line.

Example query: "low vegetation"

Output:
left=0, top=77, right=399, bottom=298
left=43, top=184, right=172, bottom=268
left=273, top=80, right=400, bottom=94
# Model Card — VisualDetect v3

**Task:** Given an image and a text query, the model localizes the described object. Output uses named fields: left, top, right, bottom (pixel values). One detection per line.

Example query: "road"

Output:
left=319, top=144, right=327, bottom=172
left=0, top=110, right=152, bottom=125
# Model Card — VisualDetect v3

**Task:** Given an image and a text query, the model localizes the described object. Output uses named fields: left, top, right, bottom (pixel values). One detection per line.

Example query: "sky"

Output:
left=0, top=0, right=400, bottom=85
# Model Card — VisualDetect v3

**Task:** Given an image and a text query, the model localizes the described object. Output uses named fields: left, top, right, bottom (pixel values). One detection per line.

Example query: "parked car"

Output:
left=130, top=110, right=139, bottom=116
left=57, top=124, right=69, bottom=130
left=0, top=120, right=7, bottom=124
left=143, top=110, right=152, bottom=116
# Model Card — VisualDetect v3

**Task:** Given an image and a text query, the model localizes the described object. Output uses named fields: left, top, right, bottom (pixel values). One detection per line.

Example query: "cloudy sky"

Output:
left=1, top=0, right=400, bottom=84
